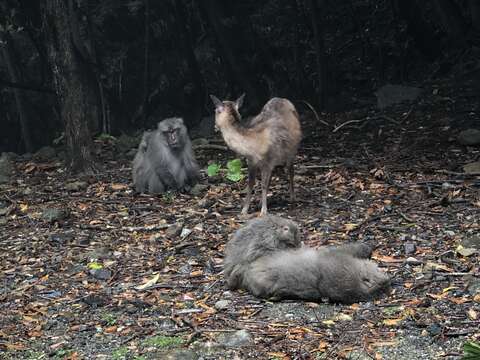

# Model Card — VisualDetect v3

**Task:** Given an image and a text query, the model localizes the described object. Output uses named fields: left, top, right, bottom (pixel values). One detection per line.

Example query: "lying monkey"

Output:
left=132, top=118, right=199, bottom=194
left=224, top=216, right=390, bottom=304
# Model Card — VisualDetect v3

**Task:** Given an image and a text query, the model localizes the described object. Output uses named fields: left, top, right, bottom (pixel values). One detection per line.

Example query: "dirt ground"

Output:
left=1, top=80, right=480, bottom=359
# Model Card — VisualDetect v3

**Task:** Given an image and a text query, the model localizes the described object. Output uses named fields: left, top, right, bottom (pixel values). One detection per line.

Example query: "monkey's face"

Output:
left=157, top=118, right=187, bottom=150
left=277, top=223, right=301, bottom=248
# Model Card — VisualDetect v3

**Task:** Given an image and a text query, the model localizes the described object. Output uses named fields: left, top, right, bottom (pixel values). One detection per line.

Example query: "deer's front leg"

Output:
left=241, top=165, right=257, bottom=215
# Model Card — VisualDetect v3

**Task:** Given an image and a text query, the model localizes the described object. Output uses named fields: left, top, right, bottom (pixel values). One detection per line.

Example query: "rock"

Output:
left=41, top=207, right=69, bottom=222
left=405, top=257, right=422, bottom=265
left=191, top=138, right=209, bottom=147
left=166, top=223, right=183, bottom=238
left=89, top=268, right=112, bottom=281
left=64, top=181, right=88, bottom=191
left=180, top=228, right=192, bottom=239
left=375, top=84, right=422, bottom=109
left=467, top=278, right=480, bottom=295
left=189, top=183, right=208, bottom=196
left=163, top=349, right=198, bottom=360
left=217, top=329, right=253, bottom=348
left=0, top=218, right=7, bottom=226
left=426, top=323, right=442, bottom=336
left=463, top=162, right=480, bottom=174
left=404, top=243, right=416, bottom=255
left=33, top=146, right=56, bottom=161
left=460, top=235, right=480, bottom=250
left=214, top=300, right=232, bottom=311
left=116, top=134, right=138, bottom=153
left=82, top=294, right=108, bottom=307
left=0, top=153, right=14, bottom=184
left=86, top=247, right=111, bottom=261
left=458, top=129, right=480, bottom=146
left=49, top=232, right=74, bottom=244
left=190, top=116, right=215, bottom=138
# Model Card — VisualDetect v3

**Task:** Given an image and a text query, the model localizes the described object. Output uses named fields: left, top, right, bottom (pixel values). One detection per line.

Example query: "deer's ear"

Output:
left=210, top=94, right=223, bottom=109
left=235, top=93, right=245, bottom=110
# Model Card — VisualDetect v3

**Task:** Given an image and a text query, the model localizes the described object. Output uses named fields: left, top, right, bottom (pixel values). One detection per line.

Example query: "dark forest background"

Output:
left=1, top=0, right=479, bottom=172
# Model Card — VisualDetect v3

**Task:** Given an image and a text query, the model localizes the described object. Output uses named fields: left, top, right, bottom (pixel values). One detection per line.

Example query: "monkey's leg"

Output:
left=287, top=162, right=295, bottom=202
left=241, top=165, right=257, bottom=215
left=259, top=167, right=273, bottom=216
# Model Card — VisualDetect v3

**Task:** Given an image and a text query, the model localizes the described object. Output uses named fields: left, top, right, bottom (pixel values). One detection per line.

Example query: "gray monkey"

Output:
left=132, top=118, right=199, bottom=193
left=224, top=216, right=390, bottom=304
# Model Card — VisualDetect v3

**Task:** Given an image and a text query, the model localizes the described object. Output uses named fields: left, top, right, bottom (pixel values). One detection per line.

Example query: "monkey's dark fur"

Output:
left=224, top=216, right=390, bottom=304
left=132, top=118, right=199, bottom=194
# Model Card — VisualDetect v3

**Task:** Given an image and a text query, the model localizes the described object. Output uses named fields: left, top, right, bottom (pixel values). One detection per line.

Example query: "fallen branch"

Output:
left=297, top=100, right=331, bottom=127
left=193, top=144, right=228, bottom=151
left=333, top=115, right=401, bottom=133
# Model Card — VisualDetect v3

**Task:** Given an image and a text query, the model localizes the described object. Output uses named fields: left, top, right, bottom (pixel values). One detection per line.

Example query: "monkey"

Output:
left=132, top=118, right=199, bottom=194
left=223, top=215, right=301, bottom=289
left=223, top=216, right=390, bottom=304
left=210, top=94, right=302, bottom=216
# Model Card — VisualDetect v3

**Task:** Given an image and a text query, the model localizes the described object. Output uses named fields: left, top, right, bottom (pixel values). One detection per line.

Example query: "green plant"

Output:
left=463, top=341, right=480, bottom=359
left=207, top=162, right=221, bottom=177
left=142, top=335, right=183, bottom=349
left=111, top=346, right=129, bottom=360
left=206, top=159, right=244, bottom=182
left=101, top=312, right=117, bottom=326
left=226, top=159, right=244, bottom=182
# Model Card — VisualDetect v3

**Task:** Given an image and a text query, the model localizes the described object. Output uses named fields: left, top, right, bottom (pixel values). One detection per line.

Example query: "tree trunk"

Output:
left=393, top=0, right=441, bottom=60
left=198, top=0, right=261, bottom=109
left=1, top=34, right=34, bottom=153
left=469, top=0, right=480, bottom=42
left=173, top=0, right=206, bottom=128
left=433, top=0, right=468, bottom=47
left=142, top=0, right=150, bottom=128
left=41, top=0, right=97, bottom=174
left=308, top=0, right=327, bottom=109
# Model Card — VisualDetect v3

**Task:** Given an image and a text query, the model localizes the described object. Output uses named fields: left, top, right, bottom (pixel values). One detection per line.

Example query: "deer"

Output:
left=210, top=94, right=302, bottom=216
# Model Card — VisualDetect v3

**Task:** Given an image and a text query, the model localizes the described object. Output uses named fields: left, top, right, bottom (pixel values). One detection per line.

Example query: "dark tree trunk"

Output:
left=433, top=0, right=468, bottom=47
left=142, top=0, right=150, bottom=128
left=173, top=0, right=206, bottom=128
left=41, top=0, right=97, bottom=174
left=394, top=0, right=441, bottom=60
left=469, top=0, right=480, bottom=39
left=308, top=0, right=327, bottom=109
left=1, top=34, right=34, bottom=153
left=198, top=0, right=261, bottom=109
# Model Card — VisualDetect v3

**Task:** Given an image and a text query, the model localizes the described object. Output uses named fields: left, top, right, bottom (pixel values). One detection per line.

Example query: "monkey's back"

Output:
left=243, top=248, right=390, bottom=303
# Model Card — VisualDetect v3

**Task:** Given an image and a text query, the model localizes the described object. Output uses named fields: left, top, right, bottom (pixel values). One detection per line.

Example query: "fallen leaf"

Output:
left=383, top=318, right=403, bottom=326
left=135, top=273, right=160, bottom=290
left=467, top=308, right=478, bottom=320
left=111, top=183, right=128, bottom=190
left=456, top=245, right=477, bottom=257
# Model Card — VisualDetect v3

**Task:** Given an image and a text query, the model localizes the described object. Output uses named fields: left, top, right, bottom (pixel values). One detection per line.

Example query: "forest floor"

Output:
left=1, top=82, right=480, bottom=359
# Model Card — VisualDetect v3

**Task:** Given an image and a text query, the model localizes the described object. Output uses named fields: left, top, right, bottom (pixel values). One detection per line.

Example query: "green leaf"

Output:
left=207, top=163, right=221, bottom=177
left=463, top=341, right=480, bottom=359
left=87, top=262, right=103, bottom=270
left=227, top=158, right=242, bottom=172
left=225, top=159, right=244, bottom=182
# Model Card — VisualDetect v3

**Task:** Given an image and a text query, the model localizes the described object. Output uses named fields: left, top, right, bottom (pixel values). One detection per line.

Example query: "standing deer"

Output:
left=210, top=94, right=302, bottom=216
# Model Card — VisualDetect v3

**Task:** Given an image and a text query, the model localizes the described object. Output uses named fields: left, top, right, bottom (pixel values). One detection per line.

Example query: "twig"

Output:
left=435, top=169, right=480, bottom=177
left=297, top=100, right=331, bottom=127
left=332, top=119, right=365, bottom=133
left=193, top=144, right=228, bottom=151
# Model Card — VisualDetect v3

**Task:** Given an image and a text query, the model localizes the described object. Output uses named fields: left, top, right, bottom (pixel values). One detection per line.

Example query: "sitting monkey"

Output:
left=132, top=118, right=199, bottom=194
left=224, top=216, right=390, bottom=304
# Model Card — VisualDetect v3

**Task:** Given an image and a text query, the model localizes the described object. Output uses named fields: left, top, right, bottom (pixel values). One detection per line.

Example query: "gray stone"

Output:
left=404, top=243, right=416, bottom=255
left=163, top=349, right=199, bottom=360
left=64, top=181, right=88, bottom=191
left=189, top=183, right=208, bottom=196
left=190, top=116, right=215, bottom=139
left=461, top=235, right=480, bottom=250
left=217, top=329, right=253, bottom=348
left=0, top=153, right=14, bottom=184
left=467, top=278, right=480, bottom=295
left=116, top=134, right=138, bottom=153
left=89, top=268, right=112, bottom=281
left=41, top=207, right=69, bottom=222
left=214, top=300, right=232, bottom=311
left=191, top=138, right=209, bottom=147
left=405, top=257, right=422, bottom=265
left=463, top=162, right=480, bottom=174
left=166, top=223, right=184, bottom=238
left=34, top=146, right=56, bottom=161
left=375, top=84, right=422, bottom=109
left=458, top=129, right=480, bottom=146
